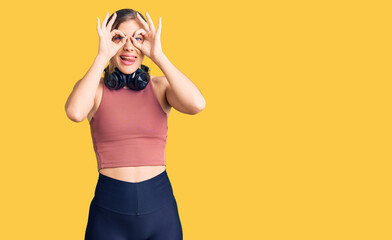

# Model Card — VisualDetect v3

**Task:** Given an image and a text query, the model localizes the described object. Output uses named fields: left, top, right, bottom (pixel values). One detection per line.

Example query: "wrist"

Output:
left=96, top=54, right=110, bottom=63
left=152, top=52, right=167, bottom=64
left=95, top=54, right=110, bottom=73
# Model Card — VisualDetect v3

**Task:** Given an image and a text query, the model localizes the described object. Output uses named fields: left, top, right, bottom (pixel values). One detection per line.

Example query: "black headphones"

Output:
left=103, top=64, right=150, bottom=91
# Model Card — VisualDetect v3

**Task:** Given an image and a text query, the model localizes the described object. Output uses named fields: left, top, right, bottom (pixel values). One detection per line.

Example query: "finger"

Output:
left=117, top=37, right=127, bottom=47
left=136, top=12, right=150, bottom=32
left=97, top=17, right=102, bottom=35
left=111, top=29, right=126, bottom=37
left=133, top=29, right=147, bottom=38
left=101, top=12, right=110, bottom=31
left=156, top=17, right=162, bottom=38
left=130, top=37, right=141, bottom=49
left=145, top=12, right=155, bottom=34
left=106, top=12, right=117, bottom=31
left=121, top=36, right=127, bottom=45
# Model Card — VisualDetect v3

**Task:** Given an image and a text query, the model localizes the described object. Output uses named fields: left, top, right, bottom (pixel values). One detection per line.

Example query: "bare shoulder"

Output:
left=151, top=75, right=170, bottom=101
left=150, top=75, right=172, bottom=116
left=87, top=77, right=104, bottom=122
left=151, top=75, right=169, bottom=88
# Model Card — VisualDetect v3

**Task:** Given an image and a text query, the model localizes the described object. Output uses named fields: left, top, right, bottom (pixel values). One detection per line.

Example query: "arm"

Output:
left=153, top=53, right=206, bottom=115
left=65, top=54, right=108, bottom=122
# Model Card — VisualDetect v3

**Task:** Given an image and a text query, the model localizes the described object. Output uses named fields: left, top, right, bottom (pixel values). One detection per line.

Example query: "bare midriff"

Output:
left=99, top=166, right=166, bottom=183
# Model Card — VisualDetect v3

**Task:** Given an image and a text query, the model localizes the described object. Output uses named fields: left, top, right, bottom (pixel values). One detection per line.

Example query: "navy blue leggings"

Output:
left=85, top=170, right=183, bottom=240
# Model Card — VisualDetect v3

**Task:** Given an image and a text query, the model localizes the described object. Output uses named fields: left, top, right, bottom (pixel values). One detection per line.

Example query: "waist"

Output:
left=92, top=169, right=174, bottom=215
left=99, top=166, right=166, bottom=183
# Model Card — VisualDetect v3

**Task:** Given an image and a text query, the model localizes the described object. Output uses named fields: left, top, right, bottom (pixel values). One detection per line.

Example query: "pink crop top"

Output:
left=89, top=80, right=168, bottom=171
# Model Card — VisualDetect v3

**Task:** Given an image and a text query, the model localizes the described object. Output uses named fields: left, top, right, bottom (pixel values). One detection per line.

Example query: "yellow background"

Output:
left=1, top=0, right=391, bottom=239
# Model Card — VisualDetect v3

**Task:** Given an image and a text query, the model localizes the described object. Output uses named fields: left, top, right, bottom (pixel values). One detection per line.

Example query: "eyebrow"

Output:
left=120, top=32, right=144, bottom=38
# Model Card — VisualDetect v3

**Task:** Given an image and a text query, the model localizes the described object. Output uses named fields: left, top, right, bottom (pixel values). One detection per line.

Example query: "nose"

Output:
left=122, top=36, right=137, bottom=51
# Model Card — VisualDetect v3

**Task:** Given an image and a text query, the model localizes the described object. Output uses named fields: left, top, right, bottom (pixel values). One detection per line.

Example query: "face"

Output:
left=111, top=19, right=145, bottom=74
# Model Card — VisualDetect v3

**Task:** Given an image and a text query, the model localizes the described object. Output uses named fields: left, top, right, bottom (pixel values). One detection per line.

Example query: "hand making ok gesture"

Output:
left=96, top=12, right=128, bottom=60
left=131, top=12, right=163, bottom=61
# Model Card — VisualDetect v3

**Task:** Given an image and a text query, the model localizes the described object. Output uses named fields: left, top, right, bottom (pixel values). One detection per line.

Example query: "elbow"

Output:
left=65, top=106, right=84, bottom=123
left=191, top=98, right=206, bottom=115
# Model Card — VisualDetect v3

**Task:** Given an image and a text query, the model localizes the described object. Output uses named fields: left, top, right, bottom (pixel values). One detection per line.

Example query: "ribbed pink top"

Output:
left=89, top=80, right=168, bottom=171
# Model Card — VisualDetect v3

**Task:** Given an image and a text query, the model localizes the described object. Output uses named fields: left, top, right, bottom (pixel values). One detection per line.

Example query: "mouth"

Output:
left=120, top=55, right=136, bottom=65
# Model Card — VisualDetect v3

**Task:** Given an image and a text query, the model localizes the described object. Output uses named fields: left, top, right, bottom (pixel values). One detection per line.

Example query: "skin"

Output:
left=86, top=12, right=205, bottom=183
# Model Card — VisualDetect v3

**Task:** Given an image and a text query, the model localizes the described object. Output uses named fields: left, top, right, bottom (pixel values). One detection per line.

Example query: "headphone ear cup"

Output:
left=106, top=67, right=127, bottom=90
left=126, top=68, right=150, bottom=91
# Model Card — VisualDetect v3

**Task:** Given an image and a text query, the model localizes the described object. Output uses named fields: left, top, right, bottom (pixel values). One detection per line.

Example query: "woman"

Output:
left=65, top=8, right=206, bottom=240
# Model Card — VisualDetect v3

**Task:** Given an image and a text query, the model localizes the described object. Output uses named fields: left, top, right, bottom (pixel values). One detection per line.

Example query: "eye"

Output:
left=114, top=36, right=142, bottom=41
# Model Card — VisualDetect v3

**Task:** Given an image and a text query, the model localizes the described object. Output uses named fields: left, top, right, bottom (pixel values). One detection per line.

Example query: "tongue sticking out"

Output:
left=120, top=56, right=135, bottom=62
